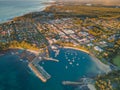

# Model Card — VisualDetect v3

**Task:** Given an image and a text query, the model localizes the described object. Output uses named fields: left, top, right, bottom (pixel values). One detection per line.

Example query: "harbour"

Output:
left=0, top=48, right=111, bottom=90
left=0, top=0, right=120, bottom=90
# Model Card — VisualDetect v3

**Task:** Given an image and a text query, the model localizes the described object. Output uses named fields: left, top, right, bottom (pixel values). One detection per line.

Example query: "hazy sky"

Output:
left=0, top=0, right=119, bottom=5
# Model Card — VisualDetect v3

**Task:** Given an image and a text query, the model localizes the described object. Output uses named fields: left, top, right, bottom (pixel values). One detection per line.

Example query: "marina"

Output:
left=18, top=49, right=52, bottom=82
left=0, top=48, right=112, bottom=90
left=0, top=0, right=120, bottom=90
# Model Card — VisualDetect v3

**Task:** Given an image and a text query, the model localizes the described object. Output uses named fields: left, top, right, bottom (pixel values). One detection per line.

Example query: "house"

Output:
left=87, top=43, right=93, bottom=47
left=94, top=46, right=103, bottom=52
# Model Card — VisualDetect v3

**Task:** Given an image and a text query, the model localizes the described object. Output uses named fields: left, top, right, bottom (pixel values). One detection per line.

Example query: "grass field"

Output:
left=113, top=55, right=120, bottom=67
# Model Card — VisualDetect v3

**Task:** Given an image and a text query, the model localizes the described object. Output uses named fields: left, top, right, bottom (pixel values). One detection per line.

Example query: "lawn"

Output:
left=113, top=55, right=120, bottom=67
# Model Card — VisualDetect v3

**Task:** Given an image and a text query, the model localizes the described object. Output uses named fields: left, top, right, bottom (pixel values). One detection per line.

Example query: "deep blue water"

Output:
left=0, top=0, right=51, bottom=23
left=0, top=48, right=104, bottom=90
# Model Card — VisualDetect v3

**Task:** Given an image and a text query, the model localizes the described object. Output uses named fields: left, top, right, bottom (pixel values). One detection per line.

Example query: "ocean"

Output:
left=0, top=48, right=107, bottom=90
left=0, top=0, right=51, bottom=23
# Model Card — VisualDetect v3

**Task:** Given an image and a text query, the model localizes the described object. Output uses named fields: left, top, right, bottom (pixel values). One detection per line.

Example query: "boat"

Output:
left=76, top=63, right=79, bottom=66
left=65, top=66, right=68, bottom=69
left=69, top=62, right=72, bottom=65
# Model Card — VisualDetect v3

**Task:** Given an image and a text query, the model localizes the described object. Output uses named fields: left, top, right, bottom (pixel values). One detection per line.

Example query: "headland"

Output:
left=0, top=1, right=120, bottom=90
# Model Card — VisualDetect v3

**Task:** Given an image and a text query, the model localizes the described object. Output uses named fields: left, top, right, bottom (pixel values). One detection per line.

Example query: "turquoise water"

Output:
left=0, top=0, right=51, bottom=23
left=0, top=48, right=104, bottom=90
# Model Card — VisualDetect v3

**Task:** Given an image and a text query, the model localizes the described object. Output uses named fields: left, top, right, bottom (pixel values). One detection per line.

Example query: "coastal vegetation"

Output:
left=95, top=70, right=120, bottom=90
left=9, top=40, right=40, bottom=51
left=0, top=42, right=9, bottom=50
left=113, top=54, right=120, bottom=67
left=0, top=2, right=120, bottom=90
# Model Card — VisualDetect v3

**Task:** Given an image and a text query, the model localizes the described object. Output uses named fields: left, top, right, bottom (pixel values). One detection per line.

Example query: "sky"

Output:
left=0, top=0, right=119, bottom=5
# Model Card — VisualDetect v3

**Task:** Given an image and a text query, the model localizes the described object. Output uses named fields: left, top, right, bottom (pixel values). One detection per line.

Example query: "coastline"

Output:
left=62, top=46, right=90, bottom=54
left=0, top=47, right=40, bottom=58
left=8, top=47, right=40, bottom=55
left=0, top=1, right=119, bottom=90
left=1, top=46, right=111, bottom=73
left=90, top=55, right=111, bottom=73
left=0, top=1, right=54, bottom=24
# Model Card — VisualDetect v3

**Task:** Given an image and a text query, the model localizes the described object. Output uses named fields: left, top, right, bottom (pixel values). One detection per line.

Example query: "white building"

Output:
left=94, top=46, right=103, bottom=52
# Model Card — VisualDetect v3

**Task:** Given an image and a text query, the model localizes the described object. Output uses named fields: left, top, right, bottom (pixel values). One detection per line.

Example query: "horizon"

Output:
left=55, top=0, right=120, bottom=6
left=0, top=0, right=120, bottom=90
left=0, top=0, right=120, bottom=6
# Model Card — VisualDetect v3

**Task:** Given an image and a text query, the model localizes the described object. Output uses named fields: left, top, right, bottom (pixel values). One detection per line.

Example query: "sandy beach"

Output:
left=90, top=56, right=111, bottom=73
left=87, top=84, right=96, bottom=90
left=9, top=47, right=40, bottom=55
left=63, top=46, right=90, bottom=54
left=26, top=49, right=40, bottom=55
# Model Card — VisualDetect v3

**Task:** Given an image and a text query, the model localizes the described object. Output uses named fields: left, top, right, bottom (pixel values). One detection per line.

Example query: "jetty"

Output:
left=43, top=57, right=59, bottom=62
left=62, top=81, right=84, bottom=85
left=62, top=78, right=93, bottom=86
left=29, top=56, right=51, bottom=82
left=29, top=63, right=51, bottom=82
left=18, top=50, right=59, bottom=82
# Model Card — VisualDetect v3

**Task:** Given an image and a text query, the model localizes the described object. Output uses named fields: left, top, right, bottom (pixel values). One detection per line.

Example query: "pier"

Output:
left=43, top=57, right=59, bottom=62
left=62, top=78, right=93, bottom=86
left=32, top=56, right=42, bottom=64
left=28, top=56, right=59, bottom=82
left=29, top=61, right=51, bottom=82
left=28, top=56, right=52, bottom=82
left=29, top=63, right=51, bottom=82
left=18, top=50, right=59, bottom=82
left=62, top=81, right=84, bottom=85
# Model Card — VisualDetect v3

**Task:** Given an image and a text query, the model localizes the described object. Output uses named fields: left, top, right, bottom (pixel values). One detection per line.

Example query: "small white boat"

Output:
left=76, top=63, right=79, bottom=66
left=72, top=60, right=75, bottom=62
left=65, top=66, right=68, bottom=69
left=68, top=59, right=70, bottom=62
left=69, top=62, right=72, bottom=65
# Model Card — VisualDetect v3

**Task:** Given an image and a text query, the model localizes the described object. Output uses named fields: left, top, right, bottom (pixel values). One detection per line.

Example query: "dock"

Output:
left=18, top=50, right=59, bottom=82
left=62, top=78, right=93, bottom=86
left=43, top=57, right=59, bottom=62
left=62, top=81, right=84, bottom=85
left=28, top=55, right=52, bottom=82
left=29, top=63, right=51, bottom=82
left=18, top=50, right=36, bottom=62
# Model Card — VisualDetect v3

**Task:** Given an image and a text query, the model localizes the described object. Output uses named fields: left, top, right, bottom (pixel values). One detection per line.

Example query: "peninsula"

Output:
left=0, top=1, right=120, bottom=90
